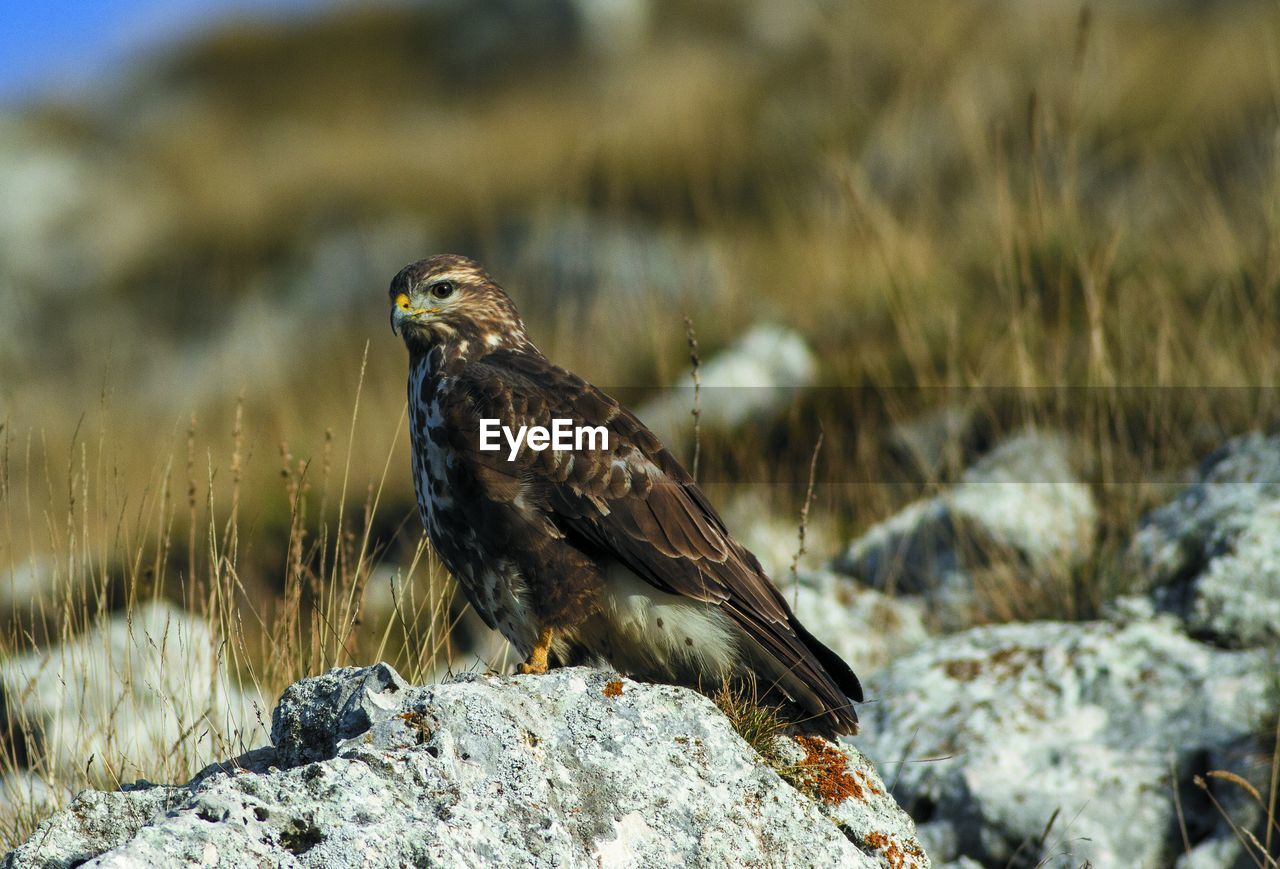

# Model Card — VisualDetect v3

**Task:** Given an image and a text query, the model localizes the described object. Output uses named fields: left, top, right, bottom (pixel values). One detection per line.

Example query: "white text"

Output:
left=479, top=418, right=609, bottom=460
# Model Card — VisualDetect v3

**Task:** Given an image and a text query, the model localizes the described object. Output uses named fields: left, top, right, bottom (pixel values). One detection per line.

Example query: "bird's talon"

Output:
left=518, top=626, right=555, bottom=676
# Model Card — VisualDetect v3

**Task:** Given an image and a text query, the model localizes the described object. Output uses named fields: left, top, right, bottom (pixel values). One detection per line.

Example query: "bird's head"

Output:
left=389, top=255, right=529, bottom=361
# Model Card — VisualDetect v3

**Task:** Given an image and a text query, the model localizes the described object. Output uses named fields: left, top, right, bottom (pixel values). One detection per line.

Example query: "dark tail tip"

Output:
left=793, top=619, right=863, bottom=702
left=792, top=619, right=864, bottom=735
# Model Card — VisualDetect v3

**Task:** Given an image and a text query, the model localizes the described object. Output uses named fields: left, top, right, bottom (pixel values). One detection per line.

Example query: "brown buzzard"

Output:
left=390, top=254, right=862, bottom=735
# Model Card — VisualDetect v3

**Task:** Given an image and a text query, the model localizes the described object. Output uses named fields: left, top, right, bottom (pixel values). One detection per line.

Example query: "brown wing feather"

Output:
left=445, top=348, right=862, bottom=730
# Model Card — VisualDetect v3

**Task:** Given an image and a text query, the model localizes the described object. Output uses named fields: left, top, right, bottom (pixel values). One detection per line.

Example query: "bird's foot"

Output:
left=518, top=626, right=554, bottom=675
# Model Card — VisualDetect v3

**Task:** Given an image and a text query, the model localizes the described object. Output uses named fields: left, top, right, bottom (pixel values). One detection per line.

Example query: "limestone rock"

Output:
left=0, top=602, right=264, bottom=782
left=1129, top=431, right=1280, bottom=646
left=858, top=618, right=1275, bottom=867
left=833, top=431, right=1096, bottom=628
left=637, top=324, right=818, bottom=445
left=7, top=664, right=928, bottom=868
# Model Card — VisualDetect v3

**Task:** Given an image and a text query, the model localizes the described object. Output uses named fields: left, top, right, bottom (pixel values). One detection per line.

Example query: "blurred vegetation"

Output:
left=1, top=0, right=1280, bottom=844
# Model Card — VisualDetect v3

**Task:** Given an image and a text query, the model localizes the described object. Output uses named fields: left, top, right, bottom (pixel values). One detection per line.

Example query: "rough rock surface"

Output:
left=858, top=618, right=1276, bottom=868
left=833, top=431, right=1096, bottom=628
left=1128, top=431, right=1280, bottom=646
left=7, top=664, right=928, bottom=868
left=0, top=602, right=263, bottom=780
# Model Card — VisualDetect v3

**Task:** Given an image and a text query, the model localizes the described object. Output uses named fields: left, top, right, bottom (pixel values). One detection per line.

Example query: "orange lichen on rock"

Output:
left=853, top=768, right=884, bottom=797
left=791, top=735, right=872, bottom=803
left=863, top=831, right=926, bottom=869
left=602, top=679, right=624, bottom=697
left=397, top=710, right=432, bottom=745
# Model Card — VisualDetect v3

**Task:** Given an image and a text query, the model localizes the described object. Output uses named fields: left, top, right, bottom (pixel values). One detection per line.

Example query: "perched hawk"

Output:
left=390, top=255, right=862, bottom=735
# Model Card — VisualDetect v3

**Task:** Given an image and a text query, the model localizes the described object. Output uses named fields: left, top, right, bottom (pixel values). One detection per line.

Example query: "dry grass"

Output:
left=3, top=0, right=1280, bottom=852
left=1195, top=732, right=1280, bottom=868
left=0, top=365, right=466, bottom=846
left=11, top=0, right=1280, bottom=543
left=713, top=680, right=791, bottom=771
left=713, top=680, right=876, bottom=807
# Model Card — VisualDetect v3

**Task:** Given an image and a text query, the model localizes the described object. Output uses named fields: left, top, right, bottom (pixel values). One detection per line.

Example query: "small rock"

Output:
left=270, top=662, right=409, bottom=768
left=637, top=324, right=818, bottom=445
left=1128, top=432, right=1280, bottom=646
left=833, top=431, right=1096, bottom=628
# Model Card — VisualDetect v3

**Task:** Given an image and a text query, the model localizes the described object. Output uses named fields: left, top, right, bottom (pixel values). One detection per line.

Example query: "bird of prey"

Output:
left=389, top=255, right=862, bottom=735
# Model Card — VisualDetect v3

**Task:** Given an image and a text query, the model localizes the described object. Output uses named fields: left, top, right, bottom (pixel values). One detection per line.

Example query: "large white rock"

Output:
left=0, top=602, right=264, bottom=782
left=833, top=431, right=1096, bottom=628
left=857, top=618, right=1276, bottom=867
left=7, top=664, right=928, bottom=868
left=1128, top=431, right=1280, bottom=646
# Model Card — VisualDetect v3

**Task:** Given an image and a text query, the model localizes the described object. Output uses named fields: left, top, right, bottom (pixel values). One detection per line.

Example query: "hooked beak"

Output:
left=390, top=292, right=436, bottom=336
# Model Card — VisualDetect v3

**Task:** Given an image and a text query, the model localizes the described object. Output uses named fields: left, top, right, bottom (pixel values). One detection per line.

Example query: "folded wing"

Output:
left=443, top=348, right=862, bottom=733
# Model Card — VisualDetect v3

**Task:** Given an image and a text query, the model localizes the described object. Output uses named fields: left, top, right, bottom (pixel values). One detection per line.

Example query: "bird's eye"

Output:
left=430, top=281, right=456, bottom=300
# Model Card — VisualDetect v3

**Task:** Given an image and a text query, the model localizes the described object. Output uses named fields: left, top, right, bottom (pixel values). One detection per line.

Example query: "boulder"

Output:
left=0, top=602, right=264, bottom=782
left=637, top=324, right=818, bottom=445
left=858, top=618, right=1276, bottom=867
left=1128, top=431, right=1280, bottom=646
left=3, top=785, right=186, bottom=868
left=833, top=431, right=1096, bottom=628
left=7, top=664, right=928, bottom=868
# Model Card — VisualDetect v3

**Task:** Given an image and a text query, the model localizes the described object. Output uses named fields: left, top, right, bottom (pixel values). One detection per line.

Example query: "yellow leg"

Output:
left=518, top=626, right=555, bottom=675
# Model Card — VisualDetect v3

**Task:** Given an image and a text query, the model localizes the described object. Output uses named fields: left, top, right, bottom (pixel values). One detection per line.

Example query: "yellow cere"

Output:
left=395, top=293, right=438, bottom=316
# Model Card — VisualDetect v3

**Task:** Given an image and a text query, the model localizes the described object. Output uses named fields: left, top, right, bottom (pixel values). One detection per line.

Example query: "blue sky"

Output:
left=0, top=0, right=332, bottom=103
